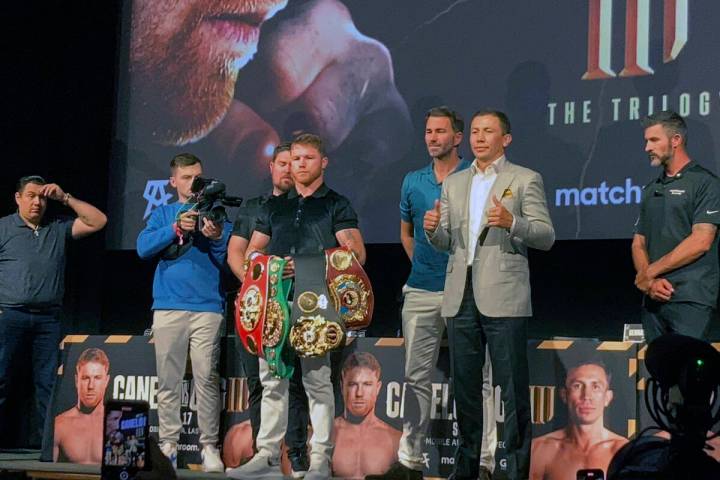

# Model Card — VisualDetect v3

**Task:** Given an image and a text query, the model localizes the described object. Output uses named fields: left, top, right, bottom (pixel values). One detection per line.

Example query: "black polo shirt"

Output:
left=0, top=213, right=74, bottom=308
left=636, top=162, right=720, bottom=306
left=254, top=183, right=359, bottom=257
left=231, top=194, right=271, bottom=240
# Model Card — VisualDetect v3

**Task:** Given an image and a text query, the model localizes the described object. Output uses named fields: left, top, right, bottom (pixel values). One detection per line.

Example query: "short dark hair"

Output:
left=170, top=153, right=202, bottom=172
left=470, top=109, right=512, bottom=135
left=16, top=175, right=46, bottom=193
left=272, top=142, right=292, bottom=162
left=565, top=360, right=612, bottom=388
left=641, top=110, right=688, bottom=146
left=76, top=348, right=110, bottom=373
left=341, top=352, right=381, bottom=379
left=426, top=106, right=464, bottom=133
left=292, top=133, right=326, bottom=158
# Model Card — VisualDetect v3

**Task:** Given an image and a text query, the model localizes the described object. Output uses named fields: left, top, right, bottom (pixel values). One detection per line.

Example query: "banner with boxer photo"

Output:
left=43, top=335, right=638, bottom=478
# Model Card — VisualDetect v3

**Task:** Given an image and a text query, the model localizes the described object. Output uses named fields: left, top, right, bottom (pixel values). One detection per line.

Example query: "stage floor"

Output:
left=0, top=452, right=228, bottom=479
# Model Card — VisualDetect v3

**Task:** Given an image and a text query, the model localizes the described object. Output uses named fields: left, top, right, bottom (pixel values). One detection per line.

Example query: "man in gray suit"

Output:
left=425, top=110, right=554, bottom=480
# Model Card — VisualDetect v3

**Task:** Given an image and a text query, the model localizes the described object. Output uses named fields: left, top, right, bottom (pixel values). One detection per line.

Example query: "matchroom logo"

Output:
left=583, top=0, right=688, bottom=80
left=555, top=178, right=642, bottom=207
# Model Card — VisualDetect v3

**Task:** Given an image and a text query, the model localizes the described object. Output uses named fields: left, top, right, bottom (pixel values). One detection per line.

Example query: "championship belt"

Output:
left=325, top=246, right=374, bottom=330
left=290, top=255, right=345, bottom=357
left=235, top=255, right=295, bottom=378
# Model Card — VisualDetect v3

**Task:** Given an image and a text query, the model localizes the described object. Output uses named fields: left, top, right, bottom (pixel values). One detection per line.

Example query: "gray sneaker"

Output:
left=225, top=454, right=282, bottom=479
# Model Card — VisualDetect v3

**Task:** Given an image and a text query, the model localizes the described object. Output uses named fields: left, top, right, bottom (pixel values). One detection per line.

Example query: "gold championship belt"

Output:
left=325, top=246, right=374, bottom=330
left=235, top=254, right=296, bottom=378
left=289, top=254, right=345, bottom=357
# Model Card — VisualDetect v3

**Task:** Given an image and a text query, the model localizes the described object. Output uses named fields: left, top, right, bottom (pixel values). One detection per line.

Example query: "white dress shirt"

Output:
left=467, top=155, right=507, bottom=265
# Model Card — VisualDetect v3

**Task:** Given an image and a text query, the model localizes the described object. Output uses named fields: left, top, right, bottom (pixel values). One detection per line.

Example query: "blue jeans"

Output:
left=0, top=306, right=62, bottom=442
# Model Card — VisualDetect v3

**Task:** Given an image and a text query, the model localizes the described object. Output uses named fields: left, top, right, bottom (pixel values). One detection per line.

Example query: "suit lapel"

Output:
left=459, top=169, right=473, bottom=247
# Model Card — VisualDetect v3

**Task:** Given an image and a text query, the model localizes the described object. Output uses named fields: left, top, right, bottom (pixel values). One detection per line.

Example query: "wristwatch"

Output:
left=63, top=193, right=72, bottom=205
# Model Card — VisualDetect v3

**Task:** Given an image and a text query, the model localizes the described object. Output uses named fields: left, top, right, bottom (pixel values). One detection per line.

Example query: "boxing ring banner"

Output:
left=43, top=336, right=643, bottom=478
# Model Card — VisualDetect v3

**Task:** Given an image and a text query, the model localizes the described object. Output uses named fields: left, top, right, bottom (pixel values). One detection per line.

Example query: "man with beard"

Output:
left=333, top=352, right=401, bottom=479
left=632, top=111, right=720, bottom=343
left=226, top=133, right=366, bottom=480
left=137, top=153, right=230, bottom=472
left=53, top=348, right=112, bottom=464
left=0, top=176, right=107, bottom=442
left=530, top=362, right=627, bottom=480
left=227, top=142, right=311, bottom=477
left=369, top=107, right=497, bottom=480
left=118, top=0, right=410, bottom=248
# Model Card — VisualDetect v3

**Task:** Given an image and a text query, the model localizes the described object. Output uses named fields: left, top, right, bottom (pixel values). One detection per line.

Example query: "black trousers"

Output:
left=447, top=269, right=531, bottom=480
left=641, top=299, right=715, bottom=344
left=239, top=346, right=309, bottom=457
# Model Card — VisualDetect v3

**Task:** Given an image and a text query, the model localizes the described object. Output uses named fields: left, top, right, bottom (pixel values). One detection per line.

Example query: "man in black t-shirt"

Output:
left=226, top=143, right=311, bottom=477
left=632, top=111, right=720, bottom=342
left=226, top=133, right=366, bottom=480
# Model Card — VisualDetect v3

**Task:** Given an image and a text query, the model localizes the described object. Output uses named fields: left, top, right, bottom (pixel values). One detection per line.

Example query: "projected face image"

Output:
left=76, top=361, right=110, bottom=410
left=130, top=0, right=288, bottom=146
left=561, top=364, right=613, bottom=426
left=342, top=366, right=382, bottom=418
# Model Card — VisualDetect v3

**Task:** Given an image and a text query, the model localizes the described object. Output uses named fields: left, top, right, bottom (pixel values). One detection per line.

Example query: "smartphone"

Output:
left=577, top=469, right=605, bottom=480
left=101, top=400, right=151, bottom=480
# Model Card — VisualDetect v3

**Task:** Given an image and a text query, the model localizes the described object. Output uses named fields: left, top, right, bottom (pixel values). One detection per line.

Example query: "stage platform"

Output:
left=0, top=452, right=228, bottom=480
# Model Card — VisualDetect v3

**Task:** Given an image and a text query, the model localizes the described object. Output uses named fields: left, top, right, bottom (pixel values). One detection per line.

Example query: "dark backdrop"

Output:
left=2, top=1, right=716, bottom=343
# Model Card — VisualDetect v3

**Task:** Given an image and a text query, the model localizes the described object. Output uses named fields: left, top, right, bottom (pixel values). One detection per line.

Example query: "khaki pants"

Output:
left=152, top=310, right=223, bottom=446
left=256, top=355, right=334, bottom=467
left=399, top=286, right=497, bottom=472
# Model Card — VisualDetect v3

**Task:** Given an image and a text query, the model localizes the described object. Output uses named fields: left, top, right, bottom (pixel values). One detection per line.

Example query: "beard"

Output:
left=129, top=2, right=264, bottom=146
left=650, top=152, right=671, bottom=168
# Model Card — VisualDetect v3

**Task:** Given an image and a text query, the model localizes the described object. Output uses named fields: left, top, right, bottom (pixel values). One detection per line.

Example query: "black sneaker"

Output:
left=289, top=453, right=310, bottom=479
left=365, top=462, right=423, bottom=480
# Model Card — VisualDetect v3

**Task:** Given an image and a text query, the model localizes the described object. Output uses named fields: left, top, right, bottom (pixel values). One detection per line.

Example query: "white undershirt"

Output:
left=467, top=156, right=506, bottom=265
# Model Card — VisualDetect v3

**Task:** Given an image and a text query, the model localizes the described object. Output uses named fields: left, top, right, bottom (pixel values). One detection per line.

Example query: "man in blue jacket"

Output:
left=136, top=153, right=230, bottom=472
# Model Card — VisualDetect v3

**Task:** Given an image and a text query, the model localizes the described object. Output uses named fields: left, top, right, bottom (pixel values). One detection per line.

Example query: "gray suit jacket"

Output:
left=427, top=159, right=555, bottom=318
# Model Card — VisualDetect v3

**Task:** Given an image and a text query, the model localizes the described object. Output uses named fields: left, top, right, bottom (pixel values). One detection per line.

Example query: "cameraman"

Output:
left=136, top=153, right=230, bottom=472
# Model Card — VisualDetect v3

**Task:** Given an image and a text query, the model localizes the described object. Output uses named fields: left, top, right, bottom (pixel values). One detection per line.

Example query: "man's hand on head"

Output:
left=40, top=183, right=66, bottom=202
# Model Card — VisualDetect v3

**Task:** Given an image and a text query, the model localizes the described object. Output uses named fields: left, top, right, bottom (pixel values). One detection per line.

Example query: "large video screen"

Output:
left=108, top=0, right=720, bottom=248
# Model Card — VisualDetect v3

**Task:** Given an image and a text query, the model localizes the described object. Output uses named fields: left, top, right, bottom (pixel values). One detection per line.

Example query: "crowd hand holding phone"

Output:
left=102, top=400, right=176, bottom=480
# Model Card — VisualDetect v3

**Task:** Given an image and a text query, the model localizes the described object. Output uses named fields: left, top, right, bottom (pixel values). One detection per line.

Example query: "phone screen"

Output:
left=577, top=469, right=605, bottom=480
left=101, top=400, right=150, bottom=480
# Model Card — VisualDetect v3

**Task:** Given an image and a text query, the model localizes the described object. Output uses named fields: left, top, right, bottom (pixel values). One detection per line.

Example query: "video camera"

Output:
left=160, top=177, right=242, bottom=260
left=189, top=177, right=243, bottom=227
left=607, top=334, right=720, bottom=479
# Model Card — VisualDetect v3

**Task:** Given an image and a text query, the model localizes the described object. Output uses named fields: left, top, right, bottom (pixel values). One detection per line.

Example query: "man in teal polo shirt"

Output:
left=633, top=110, right=720, bottom=342
left=369, top=107, right=496, bottom=480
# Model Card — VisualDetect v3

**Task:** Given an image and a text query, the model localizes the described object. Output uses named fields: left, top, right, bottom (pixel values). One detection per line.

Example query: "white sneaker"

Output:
left=201, top=444, right=224, bottom=473
left=305, top=461, right=331, bottom=480
left=160, top=441, right=177, bottom=470
left=225, top=454, right=282, bottom=479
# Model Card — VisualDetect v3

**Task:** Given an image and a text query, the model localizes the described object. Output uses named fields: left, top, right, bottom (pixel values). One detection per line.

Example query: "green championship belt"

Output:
left=289, top=254, right=345, bottom=357
left=262, top=256, right=296, bottom=378
left=235, top=254, right=296, bottom=378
